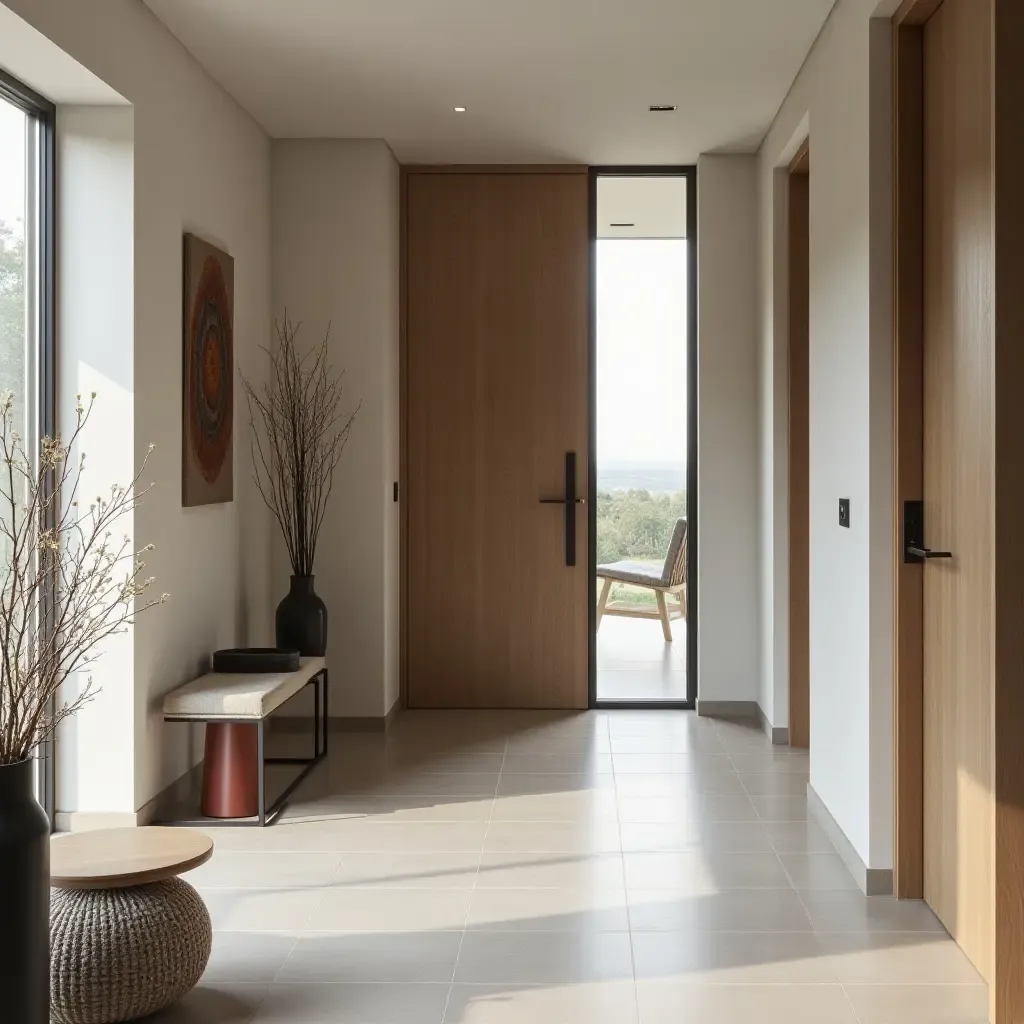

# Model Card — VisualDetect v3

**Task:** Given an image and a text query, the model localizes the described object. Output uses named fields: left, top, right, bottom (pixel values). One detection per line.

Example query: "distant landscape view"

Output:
left=596, top=462, right=687, bottom=606
left=598, top=460, right=685, bottom=495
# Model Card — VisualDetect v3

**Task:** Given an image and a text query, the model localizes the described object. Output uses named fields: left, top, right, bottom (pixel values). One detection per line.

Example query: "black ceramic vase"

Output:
left=0, top=758, right=50, bottom=1023
left=275, top=575, right=328, bottom=656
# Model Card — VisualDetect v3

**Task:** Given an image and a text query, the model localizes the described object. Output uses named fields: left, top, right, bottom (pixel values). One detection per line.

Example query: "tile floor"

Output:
left=159, top=710, right=986, bottom=1023
left=596, top=614, right=687, bottom=702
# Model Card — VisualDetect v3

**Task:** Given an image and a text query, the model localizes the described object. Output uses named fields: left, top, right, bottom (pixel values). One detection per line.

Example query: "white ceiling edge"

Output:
left=140, top=0, right=836, bottom=165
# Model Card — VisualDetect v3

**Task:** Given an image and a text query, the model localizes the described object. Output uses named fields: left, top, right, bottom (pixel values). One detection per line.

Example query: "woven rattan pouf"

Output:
left=49, top=828, right=214, bottom=1024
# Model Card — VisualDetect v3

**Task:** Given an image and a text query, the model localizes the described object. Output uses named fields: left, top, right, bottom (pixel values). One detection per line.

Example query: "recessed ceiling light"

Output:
left=454, top=106, right=467, bottom=113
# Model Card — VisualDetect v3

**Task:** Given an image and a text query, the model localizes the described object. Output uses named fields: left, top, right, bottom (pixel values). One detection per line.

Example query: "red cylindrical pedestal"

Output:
left=201, top=722, right=258, bottom=818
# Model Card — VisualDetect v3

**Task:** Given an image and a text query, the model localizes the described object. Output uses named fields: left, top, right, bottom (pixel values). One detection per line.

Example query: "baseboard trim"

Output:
left=273, top=705, right=401, bottom=735
left=54, top=810, right=140, bottom=832
left=696, top=699, right=759, bottom=719
left=807, top=782, right=893, bottom=896
left=756, top=703, right=790, bottom=745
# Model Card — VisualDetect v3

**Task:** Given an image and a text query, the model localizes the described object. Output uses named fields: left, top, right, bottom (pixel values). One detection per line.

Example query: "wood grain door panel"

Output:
left=922, top=0, right=995, bottom=984
left=405, top=172, right=589, bottom=709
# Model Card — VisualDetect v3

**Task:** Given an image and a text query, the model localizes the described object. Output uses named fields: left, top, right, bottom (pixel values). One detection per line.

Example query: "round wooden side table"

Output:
left=49, top=827, right=214, bottom=1024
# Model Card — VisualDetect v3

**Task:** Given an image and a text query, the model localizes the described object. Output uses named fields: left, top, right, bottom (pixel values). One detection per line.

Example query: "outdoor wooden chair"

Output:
left=596, top=517, right=687, bottom=642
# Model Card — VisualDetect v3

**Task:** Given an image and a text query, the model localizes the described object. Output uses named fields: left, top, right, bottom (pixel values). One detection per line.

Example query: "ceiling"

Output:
left=143, top=0, right=835, bottom=164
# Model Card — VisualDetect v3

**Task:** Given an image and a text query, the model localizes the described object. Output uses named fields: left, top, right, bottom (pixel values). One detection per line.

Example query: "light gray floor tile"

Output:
left=203, top=932, right=298, bottom=984
left=146, top=982, right=269, bottom=1023
left=490, top=790, right=620, bottom=822
left=617, top=793, right=758, bottom=823
left=624, top=850, right=791, bottom=890
left=636, top=981, right=859, bottom=1023
left=797, top=891, right=945, bottom=932
left=254, top=982, right=450, bottom=1023
left=185, top=852, right=344, bottom=888
left=476, top=850, right=625, bottom=889
left=331, top=851, right=480, bottom=889
left=845, top=984, right=990, bottom=1023
left=465, top=887, right=630, bottom=931
left=738, top=773, right=810, bottom=796
left=631, top=929, right=838, bottom=983
left=453, top=931, right=634, bottom=984
left=779, top=853, right=859, bottom=891
left=627, top=888, right=813, bottom=932
left=750, top=794, right=810, bottom=821
left=500, top=753, right=613, bottom=774
left=444, top=981, right=640, bottom=1023
left=619, top=821, right=772, bottom=853
left=277, top=932, right=463, bottom=984
left=818, top=931, right=985, bottom=985
left=201, top=888, right=325, bottom=931
left=762, top=819, right=837, bottom=854
left=305, top=888, right=473, bottom=932
left=482, top=821, right=622, bottom=853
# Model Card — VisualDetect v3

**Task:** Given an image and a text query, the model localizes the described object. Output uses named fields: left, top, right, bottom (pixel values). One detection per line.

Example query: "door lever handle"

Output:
left=903, top=501, right=953, bottom=563
left=539, top=452, right=582, bottom=566
left=907, top=546, right=952, bottom=560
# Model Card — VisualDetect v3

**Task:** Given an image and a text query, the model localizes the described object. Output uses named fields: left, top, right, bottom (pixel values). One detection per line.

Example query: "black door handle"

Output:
left=539, top=452, right=583, bottom=566
left=903, top=501, right=953, bottom=563
left=906, top=546, right=953, bottom=560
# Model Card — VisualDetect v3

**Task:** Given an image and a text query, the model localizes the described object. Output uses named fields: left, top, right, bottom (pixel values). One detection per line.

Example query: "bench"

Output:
left=162, top=657, right=328, bottom=826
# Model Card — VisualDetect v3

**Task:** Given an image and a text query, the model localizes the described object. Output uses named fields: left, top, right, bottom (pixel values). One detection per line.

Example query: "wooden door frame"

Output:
left=891, top=0, right=933, bottom=903
left=787, top=142, right=810, bottom=750
left=398, top=165, right=588, bottom=710
left=586, top=165, right=699, bottom=710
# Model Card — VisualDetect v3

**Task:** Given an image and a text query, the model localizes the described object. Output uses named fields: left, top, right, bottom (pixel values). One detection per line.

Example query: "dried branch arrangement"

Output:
left=242, top=316, right=359, bottom=577
left=0, top=393, right=167, bottom=764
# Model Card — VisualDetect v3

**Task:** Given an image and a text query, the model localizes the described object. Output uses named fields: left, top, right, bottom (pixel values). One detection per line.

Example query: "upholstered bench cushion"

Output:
left=596, top=560, right=666, bottom=587
left=162, top=657, right=326, bottom=720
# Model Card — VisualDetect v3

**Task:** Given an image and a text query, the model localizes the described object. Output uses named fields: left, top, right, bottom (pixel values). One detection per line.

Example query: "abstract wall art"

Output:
left=182, top=233, right=234, bottom=506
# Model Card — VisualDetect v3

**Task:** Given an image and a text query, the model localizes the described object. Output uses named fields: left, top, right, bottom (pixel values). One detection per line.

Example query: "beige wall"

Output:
left=271, top=140, right=400, bottom=719
left=697, top=154, right=760, bottom=708
left=756, top=0, right=898, bottom=869
left=1, top=0, right=272, bottom=816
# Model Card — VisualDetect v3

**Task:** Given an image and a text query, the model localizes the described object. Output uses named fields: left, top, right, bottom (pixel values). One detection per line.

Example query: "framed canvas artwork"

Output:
left=182, top=233, right=234, bottom=506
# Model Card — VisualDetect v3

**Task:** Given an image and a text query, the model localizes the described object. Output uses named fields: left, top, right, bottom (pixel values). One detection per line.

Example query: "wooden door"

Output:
left=788, top=150, right=810, bottom=750
left=922, top=0, right=995, bottom=985
left=404, top=171, right=589, bottom=709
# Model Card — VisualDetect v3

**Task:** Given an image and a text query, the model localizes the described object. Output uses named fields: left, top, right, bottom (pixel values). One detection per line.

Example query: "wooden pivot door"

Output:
left=404, top=171, right=589, bottom=709
left=921, top=0, right=995, bottom=991
left=896, top=1, right=1024, bottom=1017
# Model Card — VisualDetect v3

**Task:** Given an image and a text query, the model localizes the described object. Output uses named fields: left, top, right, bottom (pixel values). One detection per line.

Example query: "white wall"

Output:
left=1, top=0, right=272, bottom=815
left=55, top=106, right=135, bottom=816
left=271, top=140, right=400, bottom=719
left=697, top=154, right=760, bottom=708
left=757, top=0, right=897, bottom=868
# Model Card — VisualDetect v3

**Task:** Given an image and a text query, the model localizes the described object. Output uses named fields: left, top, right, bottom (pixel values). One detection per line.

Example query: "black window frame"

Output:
left=588, top=166, right=698, bottom=710
left=0, top=67, right=56, bottom=823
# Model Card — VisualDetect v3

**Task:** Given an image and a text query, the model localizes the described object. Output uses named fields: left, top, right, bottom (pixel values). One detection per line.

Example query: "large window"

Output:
left=0, top=69, right=55, bottom=817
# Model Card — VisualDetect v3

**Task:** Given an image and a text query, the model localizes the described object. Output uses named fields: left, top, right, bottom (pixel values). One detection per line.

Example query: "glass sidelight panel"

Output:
left=593, top=172, right=693, bottom=706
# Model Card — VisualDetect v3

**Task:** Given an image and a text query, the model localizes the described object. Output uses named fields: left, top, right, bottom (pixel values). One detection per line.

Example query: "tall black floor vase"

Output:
left=276, top=575, right=328, bottom=657
left=0, top=758, right=50, bottom=1023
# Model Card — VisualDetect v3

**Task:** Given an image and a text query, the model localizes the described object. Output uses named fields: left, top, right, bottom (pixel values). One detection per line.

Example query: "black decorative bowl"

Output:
left=212, top=647, right=301, bottom=673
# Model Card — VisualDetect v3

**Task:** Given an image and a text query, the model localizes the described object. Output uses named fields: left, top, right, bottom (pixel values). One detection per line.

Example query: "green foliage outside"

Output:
left=596, top=488, right=686, bottom=607
left=0, top=218, right=27, bottom=567
left=0, top=218, right=26, bottom=398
